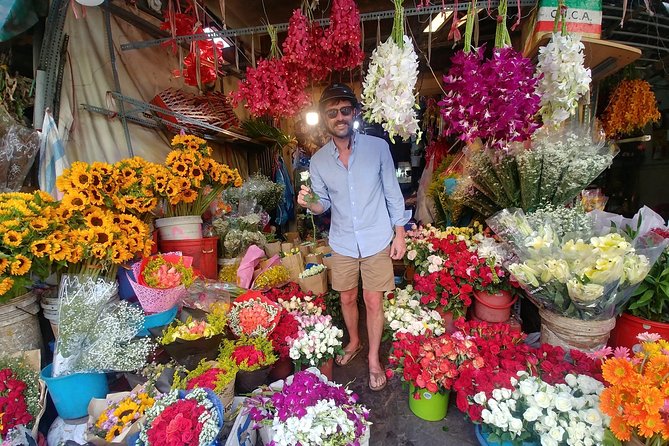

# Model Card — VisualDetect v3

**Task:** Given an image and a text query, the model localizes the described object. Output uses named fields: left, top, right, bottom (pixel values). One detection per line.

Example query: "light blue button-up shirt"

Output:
left=309, top=133, right=408, bottom=258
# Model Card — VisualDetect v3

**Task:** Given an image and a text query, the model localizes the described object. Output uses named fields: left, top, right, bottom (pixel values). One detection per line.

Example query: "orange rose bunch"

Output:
left=601, top=79, right=661, bottom=137
left=599, top=333, right=669, bottom=445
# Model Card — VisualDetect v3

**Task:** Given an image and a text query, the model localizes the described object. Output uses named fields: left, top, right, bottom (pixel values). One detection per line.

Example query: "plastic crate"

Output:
left=159, top=237, right=219, bottom=280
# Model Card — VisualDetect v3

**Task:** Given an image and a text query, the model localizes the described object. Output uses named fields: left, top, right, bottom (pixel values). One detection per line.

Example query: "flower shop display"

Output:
left=137, top=387, right=224, bottom=446
left=454, top=125, right=617, bottom=217
left=219, top=336, right=277, bottom=394
left=0, top=354, right=45, bottom=441
left=599, top=333, right=669, bottom=446
left=601, top=78, right=661, bottom=138
left=52, top=274, right=154, bottom=377
left=171, top=358, right=238, bottom=413
left=361, top=0, right=420, bottom=142
left=87, top=385, right=156, bottom=444
left=158, top=307, right=228, bottom=369
left=288, top=313, right=343, bottom=379
left=488, top=207, right=666, bottom=351
left=245, top=369, right=371, bottom=446
left=227, top=291, right=282, bottom=338
left=130, top=253, right=194, bottom=314
left=474, top=372, right=607, bottom=446
left=452, top=320, right=602, bottom=422
left=535, top=5, right=591, bottom=127
left=388, top=331, right=482, bottom=421
left=212, top=210, right=267, bottom=259
left=298, top=263, right=327, bottom=295
left=383, top=285, right=446, bottom=339
left=221, top=172, right=285, bottom=214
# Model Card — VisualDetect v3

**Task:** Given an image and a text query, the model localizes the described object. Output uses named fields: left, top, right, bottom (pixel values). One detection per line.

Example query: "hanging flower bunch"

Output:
left=230, top=25, right=310, bottom=119
left=0, top=191, right=58, bottom=301
left=282, top=9, right=330, bottom=82
left=219, top=335, right=277, bottom=371
left=362, top=0, right=420, bottom=142
left=92, top=386, right=156, bottom=442
left=227, top=290, right=282, bottom=337
left=245, top=370, right=370, bottom=446
left=322, top=0, right=364, bottom=71
left=536, top=33, right=591, bottom=127
left=137, top=388, right=223, bottom=446
left=599, top=333, right=669, bottom=445
left=159, top=11, right=198, bottom=54
left=439, top=46, right=541, bottom=149
left=601, top=79, right=661, bottom=137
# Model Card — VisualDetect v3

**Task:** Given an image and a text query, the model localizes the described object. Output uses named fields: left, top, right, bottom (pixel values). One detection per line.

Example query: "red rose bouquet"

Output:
left=219, top=336, right=277, bottom=372
left=388, top=332, right=483, bottom=396
left=137, top=388, right=223, bottom=446
left=269, top=311, right=300, bottom=360
left=0, top=355, right=43, bottom=439
left=228, top=291, right=282, bottom=338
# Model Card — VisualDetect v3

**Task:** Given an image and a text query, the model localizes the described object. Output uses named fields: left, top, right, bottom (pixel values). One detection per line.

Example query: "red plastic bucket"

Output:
left=159, top=237, right=219, bottom=280
left=609, top=312, right=669, bottom=351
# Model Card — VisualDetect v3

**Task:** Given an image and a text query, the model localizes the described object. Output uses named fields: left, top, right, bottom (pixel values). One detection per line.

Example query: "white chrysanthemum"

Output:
left=362, top=35, right=420, bottom=142
left=536, top=33, right=591, bottom=127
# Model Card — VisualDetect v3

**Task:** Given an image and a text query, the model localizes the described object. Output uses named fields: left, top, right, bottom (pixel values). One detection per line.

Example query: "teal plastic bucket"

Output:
left=136, top=305, right=178, bottom=337
left=41, top=364, right=108, bottom=419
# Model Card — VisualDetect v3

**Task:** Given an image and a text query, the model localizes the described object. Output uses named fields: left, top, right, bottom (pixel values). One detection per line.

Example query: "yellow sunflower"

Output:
left=171, top=161, right=189, bottom=177
left=50, top=244, right=70, bottom=262
left=3, top=230, right=23, bottom=247
left=92, top=228, right=114, bottom=247
left=190, top=166, right=204, bottom=182
left=30, top=240, right=51, bottom=258
left=91, top=245, right=108, bottom=259
left=0, top=277, right=14, bottom=296
left=0, top=258, right=9, bottom=274
left=91, top=161, right=113, bottom=177
left=67, top=245, right=84, bottom=264
left=30, top=217, right=50, bottom=232
left=61, top=191, right=88, bottom=210
left=10, top=255, right=31, bottom=276
left=179, top=189, right=198, bottom=204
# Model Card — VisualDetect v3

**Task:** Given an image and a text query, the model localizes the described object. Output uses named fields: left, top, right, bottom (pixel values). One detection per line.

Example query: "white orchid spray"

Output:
left=536, top=3, right=591, bottom=127
left=361, top=0, right=420, bottom=142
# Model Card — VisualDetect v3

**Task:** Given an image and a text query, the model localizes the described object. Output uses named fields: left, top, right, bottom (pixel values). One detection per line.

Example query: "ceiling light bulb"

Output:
left=306, top=111, right=319, bottom=126
left=353, top=120, right=360, bottom=130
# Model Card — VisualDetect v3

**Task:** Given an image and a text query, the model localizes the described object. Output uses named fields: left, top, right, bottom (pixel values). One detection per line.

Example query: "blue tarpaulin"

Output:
left=0, top=0, right=46, bottom=42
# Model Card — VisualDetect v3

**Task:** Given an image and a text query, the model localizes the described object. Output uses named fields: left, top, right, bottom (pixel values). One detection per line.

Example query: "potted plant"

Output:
left=610, top=227, right=669, bottom=350
left=388, top=331, right=482, bottom=422
left=245, top=369, right=371, bottom=446
left=599, top=333, right=668, bottom=446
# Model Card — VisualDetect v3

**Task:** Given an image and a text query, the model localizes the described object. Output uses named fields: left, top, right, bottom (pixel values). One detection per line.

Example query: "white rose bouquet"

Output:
left=383, top=285, right=445, bottom=339
left=299, top=264, right=327, bottom=279
left=288, top=314, right=344, bottom=368
left=488, top=208, right=667, bottom=320
left=474, top=372, right=608, bottom=446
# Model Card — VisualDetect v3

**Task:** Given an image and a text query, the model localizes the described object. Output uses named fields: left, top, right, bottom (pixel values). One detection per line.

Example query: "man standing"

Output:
left=297, top=83, right=408, bottom=391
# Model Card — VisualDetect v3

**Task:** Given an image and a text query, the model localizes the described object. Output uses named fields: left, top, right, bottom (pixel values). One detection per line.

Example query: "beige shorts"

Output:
left=330, top=245, right=395, bottom=292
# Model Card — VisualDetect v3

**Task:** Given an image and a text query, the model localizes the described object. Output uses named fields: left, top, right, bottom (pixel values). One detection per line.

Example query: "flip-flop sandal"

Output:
left=369, top=370, right=387, bottom=392
left=335, top=344, right=363, bottom=367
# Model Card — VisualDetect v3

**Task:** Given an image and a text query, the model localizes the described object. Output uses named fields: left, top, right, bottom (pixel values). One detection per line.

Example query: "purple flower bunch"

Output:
left=246, top=370, right=370, bottom=443
left=439, top=46, right=542, bottom=150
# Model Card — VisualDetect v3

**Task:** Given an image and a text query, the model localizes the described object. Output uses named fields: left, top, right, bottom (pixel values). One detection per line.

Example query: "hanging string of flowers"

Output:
left=439, top=0, right=541, bottom=150
left=601, top=78, right=661, bottom=137
left=361, top=0, right=420, bottom=142
left=322, top=0, right=365, bottom=71
left=230, top=25, right=310, bottom=119
left=535, top=1, right=591, bottom=127
left=282, top=8, right=330, bottom=82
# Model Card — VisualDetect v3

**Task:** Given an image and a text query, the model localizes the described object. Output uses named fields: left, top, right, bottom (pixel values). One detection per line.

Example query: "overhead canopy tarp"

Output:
left=0, top=0, right=45, bottom=42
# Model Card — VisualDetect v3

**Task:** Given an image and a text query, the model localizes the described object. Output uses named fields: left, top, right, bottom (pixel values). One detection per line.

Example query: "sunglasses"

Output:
left=325, top=106, right=354, bottom=119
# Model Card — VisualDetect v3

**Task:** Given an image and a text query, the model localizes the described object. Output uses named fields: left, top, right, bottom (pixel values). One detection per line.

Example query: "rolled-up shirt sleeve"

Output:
left=309, top=162, right=331, bottom=214
left=380, top=143, right=409, bottom=227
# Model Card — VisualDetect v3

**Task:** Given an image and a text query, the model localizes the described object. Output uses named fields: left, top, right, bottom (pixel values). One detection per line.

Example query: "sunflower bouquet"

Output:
left=599, top=333, right=669, bottom=446
left=157, top=134, right=243, bottom=217
left=0, top=191, right=58, bottom=302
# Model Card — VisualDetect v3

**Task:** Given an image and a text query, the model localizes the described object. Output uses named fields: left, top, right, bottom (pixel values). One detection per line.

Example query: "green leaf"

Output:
left=603, top=429, right=623, bottom=446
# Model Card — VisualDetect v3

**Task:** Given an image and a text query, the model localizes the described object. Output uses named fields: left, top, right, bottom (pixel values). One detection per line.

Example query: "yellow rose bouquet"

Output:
left=0, top=191, right=58, bottom=302
left=488, top=207, right=667, bottom=320
left=157, top=134, right=243, bottom=217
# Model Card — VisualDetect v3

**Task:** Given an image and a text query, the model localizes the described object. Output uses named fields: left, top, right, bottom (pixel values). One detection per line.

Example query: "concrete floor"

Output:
left=331, top=331, right=480, bottom=446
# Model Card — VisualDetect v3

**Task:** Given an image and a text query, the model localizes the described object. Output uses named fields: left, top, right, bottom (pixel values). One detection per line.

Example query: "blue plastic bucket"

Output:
left=117, top=265, right=138, bottom=300
left=40, top=364, right=109, bottom=419
left=136, top=305, right=178, bottom=337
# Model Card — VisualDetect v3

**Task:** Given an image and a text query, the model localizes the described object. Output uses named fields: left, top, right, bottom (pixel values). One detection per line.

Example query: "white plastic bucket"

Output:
left=155, top=215, right=203, bottom=241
